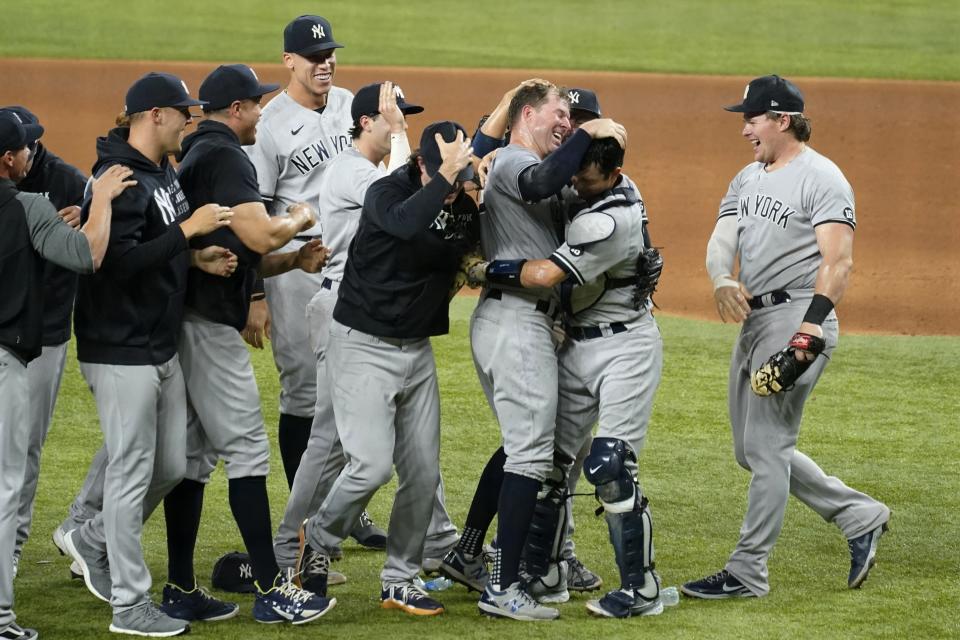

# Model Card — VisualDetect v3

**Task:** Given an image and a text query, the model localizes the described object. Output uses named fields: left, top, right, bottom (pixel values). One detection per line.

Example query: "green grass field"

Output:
left=16, top=300, right=960, bottom=638
left=6, top=0, right=960, bottom=80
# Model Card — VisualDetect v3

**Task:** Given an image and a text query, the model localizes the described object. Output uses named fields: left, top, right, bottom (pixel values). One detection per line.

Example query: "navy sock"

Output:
left=278, top=413, right=313, bottom=489
left=163, top=479, right=205, bottom=590
left=229, top=476, right=280, bottom=588
left=493, top=472, right=541, bottom=587
left=458, top=447, right=507, bottom=557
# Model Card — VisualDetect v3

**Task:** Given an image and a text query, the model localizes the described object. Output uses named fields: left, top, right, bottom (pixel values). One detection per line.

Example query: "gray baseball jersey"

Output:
left=246, top=88, right=354, bottom=236
left=715, top=145, right=887, bottom=597
left=718, top=146, right=856, bottom=295
left=481, top=144, right=563, bottom=301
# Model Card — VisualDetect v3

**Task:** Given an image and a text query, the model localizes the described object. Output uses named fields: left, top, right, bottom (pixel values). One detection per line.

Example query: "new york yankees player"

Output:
left=162, top=63, right=336, bottom=626
left=293, top=122, right=476, bottom=616
left=244, top=15, right=357, bottom=489
left=0, top=110, right=128, bottom=640
left=0, top=106, right=87, bottom=579
left=682, top=75, right=890, bottom=599
left=61, top=72, right=237, bottom=637
left=460, top=80, right=624, bottom=620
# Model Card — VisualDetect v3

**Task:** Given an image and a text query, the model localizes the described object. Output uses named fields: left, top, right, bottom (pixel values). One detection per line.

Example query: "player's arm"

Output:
left=379, top=81, right=412, bottom=173
left=796, top=222, right=854, bottom=347
left=706, top=215, right=752, bottom=322
left=229, top=201, right=315, bottom=255
left=258, top=239, right=330, bottom=277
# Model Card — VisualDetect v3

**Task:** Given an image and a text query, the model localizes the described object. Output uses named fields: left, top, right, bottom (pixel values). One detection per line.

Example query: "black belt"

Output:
left=567, top=322, right=629, bottom=341
left=486, top=288, right=556, bottom=317
left=321, top=277, right=334, bottom=290
left=748, top=290, right=792, bottom=310
left=294, top=235, right=320, bottom=242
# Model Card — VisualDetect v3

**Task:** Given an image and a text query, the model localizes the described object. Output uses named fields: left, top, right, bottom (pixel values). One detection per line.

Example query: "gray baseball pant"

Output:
left=15, top=342, right=68, bottom=557
left=305, top=319, right=441, bottom=586
left=724, top=298, right=889, bottom=596
left=77, top=357, right=187, bottom=611
left=274, top=288, right=457, bottom=568
left=61, top=445, right=107, bottom=533
left=0, top=348, right=30, bottom=629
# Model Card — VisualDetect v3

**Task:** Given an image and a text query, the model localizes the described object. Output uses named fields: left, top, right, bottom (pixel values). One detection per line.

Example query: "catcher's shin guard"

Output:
left=522, top=458, right=571, bottom=579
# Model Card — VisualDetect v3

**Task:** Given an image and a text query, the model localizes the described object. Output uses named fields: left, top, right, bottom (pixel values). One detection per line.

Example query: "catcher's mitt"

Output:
left=633, top=247, right=663, bottom=309
left=449, top=252, right=487, bottom=300
left=751, top=332, right=826, bottom=396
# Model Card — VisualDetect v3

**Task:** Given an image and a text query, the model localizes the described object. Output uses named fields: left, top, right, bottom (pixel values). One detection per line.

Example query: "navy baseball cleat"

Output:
left=253, top=574, right=336, bottom=625
left=439, top=548, right=489, bottom=592
left=848, top=521, right=889, bottom=588
left=681, top=570, right=755, bottom=599
left=586, top=588, right=664, bottom=618
left=161, top=581, right=239, bottom=621
left=566, top=556, right=603, bottom=592
left=350, top=511, right=387, bottom=550
left=381, top=582, right=444, bottom=616
left=295, top=520, right=330, bottom=597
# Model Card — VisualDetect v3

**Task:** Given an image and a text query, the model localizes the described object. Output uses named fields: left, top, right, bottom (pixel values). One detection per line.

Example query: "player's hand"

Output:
left=436, top=130, right=473, bottom=184
left=296, top=239, right=330, bottom=273
left=379, top=81, right=407, bottom=133
left=477, top=148, right=499, bottom=188
left=286, top=202, right=317, bottom=232
left=192, top=245, right=238, bottom=277
left=794, top=321, right=824, bottom=361
left=714, top=280, right=752, bottom=323
left=58, top=205, right=82, bottom=229
left=580, top=118, right=627, bottom=148
left=181, top=204, right=233, bottom=238
left=91, top=164, right=137, bottom=200
left=242, top=298, right=271, bottom=349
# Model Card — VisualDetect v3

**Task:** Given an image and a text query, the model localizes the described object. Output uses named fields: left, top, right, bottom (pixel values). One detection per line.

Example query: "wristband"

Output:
left=712, top=275, right=740, bottom=291
left=802, top=293, right=834, bottom=325
left=485, top=259, right=527, bottom=287
left=250, top=292, right=266, bottom=302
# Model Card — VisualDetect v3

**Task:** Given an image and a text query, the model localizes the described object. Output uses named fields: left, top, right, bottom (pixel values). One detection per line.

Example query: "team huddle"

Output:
left=0, top=14, right=891, bottom=639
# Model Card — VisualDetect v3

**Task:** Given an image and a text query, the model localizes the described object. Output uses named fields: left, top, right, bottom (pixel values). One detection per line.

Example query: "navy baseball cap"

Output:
left=725, top=75, right=804, bottom=114
left=350, top=82, right=424, bottom=122
left=125, top=72, right=206, bottom=115
left=567, top=88, right=601, bottom=119
left=0, top=110, right=44, bottom=154
left=200, top=64, right=280, bottom=111
left=284, top=15, right=344, bottom=56
left=420, top=121, right=474, bottom=182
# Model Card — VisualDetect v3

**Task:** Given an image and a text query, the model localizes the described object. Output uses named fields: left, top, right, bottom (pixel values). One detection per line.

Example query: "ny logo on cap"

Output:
left=181, top=80, right=190, bottom=94
left=743, top=84, right=750, bottom=99
left=11, top=113, right=23, bottom=123
left=249, top=67, right=259, bottom=80
left=568, top=91, right=580, bottom=104
left=312, top=24, right=325, bottom=39
left=395, top=85, right=406, bottom=100
left=771, top=100, right=779, bottom=107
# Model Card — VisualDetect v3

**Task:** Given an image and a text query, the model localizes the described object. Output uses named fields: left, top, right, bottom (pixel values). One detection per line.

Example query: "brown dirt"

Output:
left=2, top=59, right=957, bottom=335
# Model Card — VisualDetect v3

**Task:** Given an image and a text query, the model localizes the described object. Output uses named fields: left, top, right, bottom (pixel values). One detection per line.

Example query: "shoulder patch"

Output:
left=567, top=211, right=616, bottom=249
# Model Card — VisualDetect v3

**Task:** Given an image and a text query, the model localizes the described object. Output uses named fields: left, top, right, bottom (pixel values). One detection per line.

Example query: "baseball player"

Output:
left=682, top=75, right=890, bottom=599
left=275, top=81, right=459, bottom=576
left=159, top=63, right=336, bottom=626
left=0, top=110, right=129, bottom=640
left=466, top=136, right=663, bottom=617
left=0, top=106, right=87, bottom=578
left=61, top=72, right=238, bottom=637
left=462, top=80, right=624, bottom=621
left=293, top=122, right=476, bottom=616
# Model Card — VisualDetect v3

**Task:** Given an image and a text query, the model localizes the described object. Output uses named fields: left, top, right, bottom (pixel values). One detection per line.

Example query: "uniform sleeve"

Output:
left=245, top=125, right=279, bottom=200
left=550, top=211, right=626, bottom=285
left=363, top=174, right=453, bottom=240
left=489, top=147, right=538, bottom=201
left=717, top=172, right=742, bottom=221
left=23, top=195, right=94, bottom=273
left=807, top=167, right=856, bottom=229
left=209, top=148, right=263, bottom=207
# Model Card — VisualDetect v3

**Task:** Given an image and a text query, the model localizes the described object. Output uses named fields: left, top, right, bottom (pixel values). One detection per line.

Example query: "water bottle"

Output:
left=660, top=586, right=680, bottom=606
left=415, top=576, right=453, bottom=591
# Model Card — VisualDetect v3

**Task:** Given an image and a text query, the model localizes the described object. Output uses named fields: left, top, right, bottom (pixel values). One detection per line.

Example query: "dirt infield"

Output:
left=2, top=58, right=957, bottom=335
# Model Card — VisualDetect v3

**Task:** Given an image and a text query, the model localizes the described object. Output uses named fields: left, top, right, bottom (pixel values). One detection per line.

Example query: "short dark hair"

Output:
left=405, top=150, right=422, bottom=182
left=579, top=137, right=624, bottom=177
left=507, top=82, right=568, bottom=126
left=763, top=111, right=812, bottom=142
left=349, top=113, right=379, bottom=139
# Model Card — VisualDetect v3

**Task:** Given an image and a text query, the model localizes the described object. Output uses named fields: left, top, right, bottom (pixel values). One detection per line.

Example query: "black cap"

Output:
left=350, top=82, right=424, bottom=122
left=420, top=121, right=474, bottom=182
left=725, top=75, right=804, bottom=114
left=567, top=88, right=601, bottom=118
left=0, top=110, right=44, bottom=155
left=200, top=64, right=281, bottom=111
left=125, top=72, right=206, bottom=115
left=284, top=15, right=344, bottom=56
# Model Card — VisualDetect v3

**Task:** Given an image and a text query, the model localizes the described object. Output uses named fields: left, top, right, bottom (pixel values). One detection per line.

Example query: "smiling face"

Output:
left=158, top=106, right=193, bottom=155
left=741, top=112, right=791, bottom=165
left=235, top=97, right=264, bottom=146
left=284, top=50, right=337, bottom=108
left=523, top=91, right=571, bottom=158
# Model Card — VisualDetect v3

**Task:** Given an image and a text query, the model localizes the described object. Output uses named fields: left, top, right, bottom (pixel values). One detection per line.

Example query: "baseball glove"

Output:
left=751, top=332, right=827, bottom=396
left=633, top=247, right=663, bottom=309
left=449, top=252, right=487, bottom=300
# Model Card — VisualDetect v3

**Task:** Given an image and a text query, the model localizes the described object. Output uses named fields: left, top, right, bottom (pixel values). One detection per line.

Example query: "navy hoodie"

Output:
left=74, top=127, right=192, bottom=365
